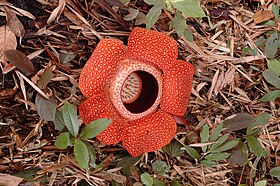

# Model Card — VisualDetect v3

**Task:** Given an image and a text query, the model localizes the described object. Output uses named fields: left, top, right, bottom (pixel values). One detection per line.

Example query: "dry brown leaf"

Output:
left=208, top=69, right=220, bottom=99
left=124, top=8, right=139, bottom=21
left=0, top=174, right=23, bottom=186
left=4, top=49, right=36, bottom=75
left=104, top=0, right=125, bottom=7
left=37, top=66, right=55, bottom=89
left=214, top=67, right=235, bottom=95
left=27, top=49, right=45, bottom=60
left=16, top=70, right=49, bottom=99
left=253, top=9, right=274, bottom=24
left=66, top=4, right=103, bottom=39
left=0, top=25, right=17, bottom=63
left=5, top=3, right=35, bottom=19
left=4, top=6, right=25, bottom=38
left=135, top=11, right=147, bottom=25
left=63, top=9, right=83, bottom=26
left=108, top=172, right=127, bottom=184
left=47, top=0, right=66, bottom=24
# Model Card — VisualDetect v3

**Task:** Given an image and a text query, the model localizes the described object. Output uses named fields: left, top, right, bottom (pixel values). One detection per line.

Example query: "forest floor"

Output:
left=0, top=0, right=279, bottom=185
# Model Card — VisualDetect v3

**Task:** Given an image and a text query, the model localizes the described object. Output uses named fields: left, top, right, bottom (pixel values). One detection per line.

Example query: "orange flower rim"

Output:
left=79, top=27, right=194, bottom=157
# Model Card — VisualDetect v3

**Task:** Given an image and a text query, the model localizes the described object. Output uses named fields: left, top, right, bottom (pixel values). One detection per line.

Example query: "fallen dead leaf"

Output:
left=253, top=9, right=274, bottom=24
left=0, top=25, right=17, bottom=64
left=4, top=6, right=25, bottom=38
left=124, top=8, right=139, bottom=21
left=0, top=173, right=23, bottom=186
left=4, top=49, right=36, bottom=75
left=47, top=0, right=66, bottom=24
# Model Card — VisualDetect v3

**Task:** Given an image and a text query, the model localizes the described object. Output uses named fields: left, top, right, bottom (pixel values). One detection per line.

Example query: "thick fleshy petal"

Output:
left=128, top=27, right=178, bottom=70
left=123, top=110, right=176, bottom=157
left=79, top=39, right=127, bottom=98
left=79, top=94, right=127, bottom=144
left=161, top=60, right=194, bottom=116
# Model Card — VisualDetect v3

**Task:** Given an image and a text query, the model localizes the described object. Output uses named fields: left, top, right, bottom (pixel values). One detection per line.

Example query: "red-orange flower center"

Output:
left=110, top=59, right=162, bottom=121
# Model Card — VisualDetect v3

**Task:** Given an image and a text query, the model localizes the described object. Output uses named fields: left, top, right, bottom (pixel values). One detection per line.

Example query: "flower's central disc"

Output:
left=110, top=59, right=162, bottom=121
left=121, top=72, right=142, bottom=104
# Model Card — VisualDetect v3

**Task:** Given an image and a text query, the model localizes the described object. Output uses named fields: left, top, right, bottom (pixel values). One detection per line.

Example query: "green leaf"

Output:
left=256, top=36, right=266, bottom=47
left=163, top=139, right=184, bottom=157
left=246, top=136, right=268, bottom=158
left=170, top=181, right=182, bottom=186
left=264, top=32, right=279, bottom=59
left=111, top=180, right=122, bottom=186
left=144, top=0, right=164, bottom=5
left=173, top=11, right=186, bottom=37
left=223, top=113, right=256, bottom=132
left=210, top=138, right=239, bottom=153
left=55, top=132, right=72, bottom=149
left=247, top=113, right=270, bottom=135
left=152, top=160, right=170, bottom=176
left=260, top=90, right=280, bottom=102
left=141, top=172, right=153, bottom=186
left=268, top=59, right=280, bottom=76
left=200, top=124, right=209, bottom=152
left=210, top=133, right=230, bottom=150
left=80, top=118, right=112, bottom=139
left=84, top=141, right=96, bottom=168
left=63, top=102, right=79, bottom=137
left=170, top=0, right=205, bottom=18
left=74, top=139, right=89, bottom=169
left=153, top=179, right=165, bottom=186
left=35, top=94, right=56, bottom=122
left=204, top=152, right=230, bottom=161
left=255, top=180, right=267, bottom=186
left=146, top=2, right=165, bottom=29
left=210, top=123, right=223, bottom=142
left=200, top=159, right=218, bottom=167
left=263, top=69, right=280, bottom=89
left=269, top=166, right=280, bottom=181
left=272, top=3, right=279, bottom=19
left=116, top=155, right=142, bottom=176
left=182, top=145, right=200, bottom=159
left=54, top=109, right=65, bottom=131
left=183, top=29, right=194, bottom=42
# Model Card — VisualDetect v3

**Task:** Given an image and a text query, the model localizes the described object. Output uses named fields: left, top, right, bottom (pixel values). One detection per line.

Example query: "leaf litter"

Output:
left=0, top=0, right=279, bottom=185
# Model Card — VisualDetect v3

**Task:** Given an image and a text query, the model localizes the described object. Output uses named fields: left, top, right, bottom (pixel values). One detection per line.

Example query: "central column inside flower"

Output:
left=121, top=72, right=142, bottom=104
left=110, top=59, right=162, bottom=121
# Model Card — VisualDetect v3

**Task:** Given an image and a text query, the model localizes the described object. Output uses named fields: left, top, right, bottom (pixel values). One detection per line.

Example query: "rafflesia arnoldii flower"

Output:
left=79, top=27, right=194, bottom=157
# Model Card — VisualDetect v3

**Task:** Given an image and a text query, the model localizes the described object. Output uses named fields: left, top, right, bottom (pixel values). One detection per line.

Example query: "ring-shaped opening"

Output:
left=110, top=59, right=162, bottom=121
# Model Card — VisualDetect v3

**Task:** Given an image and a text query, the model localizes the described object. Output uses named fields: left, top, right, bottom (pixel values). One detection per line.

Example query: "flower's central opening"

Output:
left=110, top=59, right=162, bottom=121
left=121, top=71, right=159, bottom=113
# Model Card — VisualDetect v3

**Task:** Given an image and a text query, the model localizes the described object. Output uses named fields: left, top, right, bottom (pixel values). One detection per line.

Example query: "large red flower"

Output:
left=79, top=27, right=194, bottom=157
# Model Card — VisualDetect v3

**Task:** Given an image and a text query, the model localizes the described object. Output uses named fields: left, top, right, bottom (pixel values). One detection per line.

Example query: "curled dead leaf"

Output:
left=4, top=49, right=36, bottom=75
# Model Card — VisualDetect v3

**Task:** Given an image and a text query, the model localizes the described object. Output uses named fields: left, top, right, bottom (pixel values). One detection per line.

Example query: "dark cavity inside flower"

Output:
left=122, top=70, right=159, bottom=114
